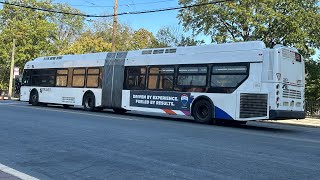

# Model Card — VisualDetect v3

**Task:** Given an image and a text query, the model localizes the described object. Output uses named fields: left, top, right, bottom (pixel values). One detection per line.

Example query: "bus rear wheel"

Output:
left=192, top=99, right=213, bottom=124
left=83, top=93, right=95, bottom=111
left=30, top=90, right=39, bottom=106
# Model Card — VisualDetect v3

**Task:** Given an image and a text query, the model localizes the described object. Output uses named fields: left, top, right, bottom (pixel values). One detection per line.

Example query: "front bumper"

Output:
left=269, top=110, right=305, bottom=120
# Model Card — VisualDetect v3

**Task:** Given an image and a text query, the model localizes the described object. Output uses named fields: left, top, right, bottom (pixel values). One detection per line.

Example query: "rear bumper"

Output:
left=269, top=110, right=305, bottom=120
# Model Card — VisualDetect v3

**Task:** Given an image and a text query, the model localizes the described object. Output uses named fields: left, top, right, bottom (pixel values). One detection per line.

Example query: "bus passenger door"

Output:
left=101, top=52, right=127, bottom=108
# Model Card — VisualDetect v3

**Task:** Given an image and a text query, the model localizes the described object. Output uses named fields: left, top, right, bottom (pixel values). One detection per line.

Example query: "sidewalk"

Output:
left=264, top=118, right=320, bottom=128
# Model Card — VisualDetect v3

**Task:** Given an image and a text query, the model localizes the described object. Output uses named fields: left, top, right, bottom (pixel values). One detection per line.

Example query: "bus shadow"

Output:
left=106, top=109, right=296, bottom=134
left=45, top=105, right=297, bottom=134
left=226, top=123, right=297, bottom=133
left=124, top=112, right=297, bottom=133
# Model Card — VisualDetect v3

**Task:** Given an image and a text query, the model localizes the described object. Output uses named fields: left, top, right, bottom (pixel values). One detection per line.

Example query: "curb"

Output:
left=260, top=120, right=320, bottom=128
left=0, top=97, right=20, bottom=101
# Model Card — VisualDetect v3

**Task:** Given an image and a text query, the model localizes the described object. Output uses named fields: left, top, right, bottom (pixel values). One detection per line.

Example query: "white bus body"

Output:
left=20, top=41, right=305, bottom=123
left=20, top=53, right=107, bottom=108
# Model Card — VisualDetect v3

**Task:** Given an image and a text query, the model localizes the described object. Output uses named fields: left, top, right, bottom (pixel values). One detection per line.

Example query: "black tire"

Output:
left=83, top=93, right=95, bottom=111
left=30, top=90, right=39, bottom=106
left=192, top=99, right=213, bottom=124
left=113, top=108, right=127, bottom=114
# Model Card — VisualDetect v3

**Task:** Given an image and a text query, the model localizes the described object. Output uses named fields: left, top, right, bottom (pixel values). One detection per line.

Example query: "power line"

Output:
left=68, top=0, right=175, bottom=8
left=0, top=0, right=233, bottom=18
left=82, top=0, right=96, bottom=6
left=80, top=0, right=108, bottom=12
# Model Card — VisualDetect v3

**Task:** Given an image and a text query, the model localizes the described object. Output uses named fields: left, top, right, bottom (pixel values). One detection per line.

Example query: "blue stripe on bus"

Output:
left=215, top=107, right=234, bottom=120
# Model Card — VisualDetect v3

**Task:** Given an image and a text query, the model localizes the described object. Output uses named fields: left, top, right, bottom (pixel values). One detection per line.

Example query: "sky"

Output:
left=53, top=0, right=319, bottom=59
left=0, top=0, right=319, bottom=59
left=54, top=0, right=187, bottom=36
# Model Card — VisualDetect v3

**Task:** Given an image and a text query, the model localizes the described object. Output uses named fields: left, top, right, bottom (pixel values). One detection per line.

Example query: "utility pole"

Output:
left=111, top=0, right=118, bottom=52
left=8, top=38, right=16, bottom=100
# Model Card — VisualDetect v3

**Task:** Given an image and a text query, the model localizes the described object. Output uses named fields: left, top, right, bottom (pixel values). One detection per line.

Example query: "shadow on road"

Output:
left=36, top=104, right=297, bottom=134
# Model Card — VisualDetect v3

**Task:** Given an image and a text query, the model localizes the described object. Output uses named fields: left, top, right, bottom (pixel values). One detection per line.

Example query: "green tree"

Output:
left=305, top=59, right=320, bottom=101
left=178, top=0, right=320, bottom=57
left=0, top=0, right=85, bottom=89
left=0, top=0, right=57, bottom=90
left=0, top=0, right=57, bottom=69
left=90, top=19, right=160, bottom=51
left=0, top=65, right=9, bottom=89
left=156, top=26, right=179, bottom=47
left=131, top=28, right=159, bottom=50
left=177, top=36, right=204, bottom=46
left=50, top=3, right=85, bottom=53
left=156, top=26, right=204, bottom=47
left=92, top=18, right=134, bottom=51
left=60, top=31, right=112, bottom=54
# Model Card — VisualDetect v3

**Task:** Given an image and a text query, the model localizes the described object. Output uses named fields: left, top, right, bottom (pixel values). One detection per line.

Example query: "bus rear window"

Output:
left=282, top=49, right=302, bottom=62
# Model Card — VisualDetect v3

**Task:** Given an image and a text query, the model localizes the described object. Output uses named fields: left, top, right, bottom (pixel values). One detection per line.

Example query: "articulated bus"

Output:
left=20, top=41, right=305, bottom=124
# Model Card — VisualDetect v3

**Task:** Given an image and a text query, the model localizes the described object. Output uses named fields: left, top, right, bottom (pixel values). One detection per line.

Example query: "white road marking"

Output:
left=0, top=163, right=39, bottom=180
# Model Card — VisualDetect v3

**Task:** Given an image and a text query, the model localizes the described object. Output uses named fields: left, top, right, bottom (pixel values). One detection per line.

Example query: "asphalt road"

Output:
left=0, top=101, right=320, bottom=180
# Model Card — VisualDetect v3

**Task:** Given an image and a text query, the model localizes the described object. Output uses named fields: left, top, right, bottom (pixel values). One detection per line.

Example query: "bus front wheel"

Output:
left=192, top=99, right=213, bottom=124
left=30, top=90, right=39, bottom=106
left=83, top=93, right=95, bottom=111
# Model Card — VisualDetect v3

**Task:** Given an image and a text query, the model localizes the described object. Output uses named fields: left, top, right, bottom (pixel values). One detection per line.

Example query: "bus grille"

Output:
left=240, top=93, right=268, bottom=118
left=282, top=89, right=302, bottom=99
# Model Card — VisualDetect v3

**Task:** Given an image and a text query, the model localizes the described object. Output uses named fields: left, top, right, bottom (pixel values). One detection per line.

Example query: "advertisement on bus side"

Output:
left=130, top=90, right=191, bottom=110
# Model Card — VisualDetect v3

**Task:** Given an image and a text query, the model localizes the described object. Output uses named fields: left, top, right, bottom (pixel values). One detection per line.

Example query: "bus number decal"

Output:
left=40, top=88, right=51, bottom=93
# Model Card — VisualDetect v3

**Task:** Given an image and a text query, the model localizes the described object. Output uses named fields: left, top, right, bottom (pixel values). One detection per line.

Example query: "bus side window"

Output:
left=159, top=75, right=174, bottom=90
left=72, top=68, right=86, bottom=87
left=86, top=68, right=100, bottom=88
left=148, top=66, right=174, bottom=90
left=125, top=67, right=146, bottom=90
left=210, top=64, right=249, bottom=93
left=31, top=69, right=56, bottom=87
left=56, top=69, right=68, bottom=87
left=176, top=66, right=208, bottom=92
